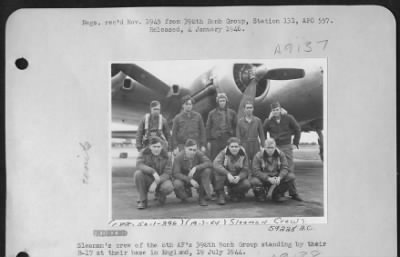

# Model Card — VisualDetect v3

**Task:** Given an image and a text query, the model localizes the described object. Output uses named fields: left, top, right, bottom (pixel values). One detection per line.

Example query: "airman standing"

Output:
left=206, top=93, right=237, bottom=160
left=263, top=101, right=302, bottom=201
left=171, top=95, right=206, bottom=154
left=136, top=101, right=171, bottom=151
left=236, top=101, right=265, bottom=166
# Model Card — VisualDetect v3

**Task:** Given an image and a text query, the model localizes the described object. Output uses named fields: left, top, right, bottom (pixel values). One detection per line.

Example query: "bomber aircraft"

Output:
left=111, top=60, right=324, bottom=159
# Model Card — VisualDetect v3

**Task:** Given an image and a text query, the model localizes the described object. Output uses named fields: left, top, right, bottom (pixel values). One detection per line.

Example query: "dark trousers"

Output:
left=250, top=172, right=296, bottom=196
left=277, top=144, right=297, bottom=195
left=214, top=173, right=251, bottom=195
left=209, top=133, right=231, bottom=161
left=134, top=170, right=174, bottom=201
left=173, top=168, right=212, bottom=200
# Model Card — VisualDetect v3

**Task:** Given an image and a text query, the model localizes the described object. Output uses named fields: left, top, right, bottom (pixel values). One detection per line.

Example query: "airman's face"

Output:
left=150, top=142, right=162, bottom=156
left=150, top=106, right=161, bottom=116
left=228, top=142, right=240, bottom=155
left=184, top=145, right=197, bottom=158
left=272, top=107, right=281, bottom=118
left=183, top=100, right=193, bottom=112
left=218, top=98, right=227, bottom=108
left=264, top=141, right=276, bottom=156
left=244, top=104, right=254, bottom=116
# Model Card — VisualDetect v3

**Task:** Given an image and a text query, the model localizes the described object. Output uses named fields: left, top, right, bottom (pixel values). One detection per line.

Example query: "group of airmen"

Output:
left=134, top=93, right=303, bottom=209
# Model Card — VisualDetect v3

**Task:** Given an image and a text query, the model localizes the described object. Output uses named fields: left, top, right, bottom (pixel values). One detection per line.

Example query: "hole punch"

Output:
left=16, top=252, right=29, bottom=257
left=15, top=58, right=28, bottom=70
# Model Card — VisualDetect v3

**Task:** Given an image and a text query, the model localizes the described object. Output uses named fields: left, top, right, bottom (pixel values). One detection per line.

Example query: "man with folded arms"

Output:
left=172, top=139, right=213, bottom=206
left=134, top=136, right=174, bottom=209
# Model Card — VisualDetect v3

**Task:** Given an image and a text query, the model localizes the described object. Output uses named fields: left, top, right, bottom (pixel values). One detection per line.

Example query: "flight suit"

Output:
left=135, top=148, right=174, bottom=205
left=236, top=116, right=265, bottom=163
left=213, top=147, right=251, bottom=200
left=171, top=111, right=206, bottom=150
left=172, top=150, right=213, bottom=204
left=136, top=114, right=171, bottom=151
left=206, top=107, right=237, bottom=160
left=250, top=149, right=296, bottom=201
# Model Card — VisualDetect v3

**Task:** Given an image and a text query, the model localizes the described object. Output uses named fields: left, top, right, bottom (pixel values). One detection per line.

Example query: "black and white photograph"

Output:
left=111, top=59, right=326, bottom=220
left=5, top=5, right=396, bottom=257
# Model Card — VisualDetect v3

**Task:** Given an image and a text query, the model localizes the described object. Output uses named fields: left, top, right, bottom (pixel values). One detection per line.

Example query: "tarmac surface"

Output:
left=111, top=145, right=324, bottom=220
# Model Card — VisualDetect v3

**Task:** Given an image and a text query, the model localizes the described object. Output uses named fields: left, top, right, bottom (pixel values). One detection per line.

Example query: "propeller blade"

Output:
left=237, top=79, right=258, bottom=118
left=264, top=68, right=305, bottom=80
left=111, top=63, right=170, bottom=96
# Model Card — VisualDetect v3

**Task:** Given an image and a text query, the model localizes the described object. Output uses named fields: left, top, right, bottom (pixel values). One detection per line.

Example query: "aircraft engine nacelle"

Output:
left=177, top=63, right=309, bottom=121
left=122, top=78, right=135, bottom=90
left=193, top=63, right=270, bottom=111
left=179, top=63, right=271, bottom=120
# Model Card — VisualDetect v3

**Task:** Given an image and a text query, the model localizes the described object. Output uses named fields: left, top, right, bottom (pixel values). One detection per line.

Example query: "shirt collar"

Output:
left=263, top=149, right=280, bottom=159
left=244, top=116, right=253, bottom=123
left=183, top=151, right=196, bottom=161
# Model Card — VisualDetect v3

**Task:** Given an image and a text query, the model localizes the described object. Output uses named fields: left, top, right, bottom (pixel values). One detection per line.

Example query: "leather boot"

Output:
left=185, top=186, right=192, bottom=198
left=198, top=188, right=208, bottom=206
left=290, top=194, right=303, bottom=201
left=216, top=190, right=226, bottom=205
left=158, top=193, right=167, bottom=205
left=137, top=199, right=148, bottom=209
left=253, top=187, right=266, bottom=202
left=229, top=192, right=240, bottom=202
left=272, top=193, right=286, bottom=203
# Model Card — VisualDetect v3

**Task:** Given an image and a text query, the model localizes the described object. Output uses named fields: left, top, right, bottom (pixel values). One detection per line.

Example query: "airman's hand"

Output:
left=266, top=184, right=276, bottom=200
left=190, top=179, right=199, bottom=189
left=149, top=181, right=157, bottom=193
left=233, top=176, right=240, bottom=184
left=200, top=146, right=207, bottom=153
left=153, top=172, right=161, bottom=185
left=188, top=167, right=197, bottom=178
left=227, top=174, right=235, bottom=184
left=268, top=177, right=276, bottom=185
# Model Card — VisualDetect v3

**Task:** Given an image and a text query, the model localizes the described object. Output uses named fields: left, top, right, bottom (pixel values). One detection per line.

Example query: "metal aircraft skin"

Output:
left=111, top=62, right=323, bottom=139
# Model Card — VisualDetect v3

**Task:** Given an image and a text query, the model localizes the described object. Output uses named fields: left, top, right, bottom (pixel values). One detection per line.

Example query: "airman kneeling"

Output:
left=250, top=138, right=302, bottom=203
left=172, top=139, right=213, bottom=206
left=134, top=136, right=174, bottom=209
left=213, top=137, right=251, bottom=205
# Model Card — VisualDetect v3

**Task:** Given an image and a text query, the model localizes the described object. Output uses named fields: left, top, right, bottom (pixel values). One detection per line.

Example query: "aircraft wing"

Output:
left=111, top=130, right=137, bottom=139
left=111, top=63, right=188, bottom=126
left=112, top=62, right=323, bottom=141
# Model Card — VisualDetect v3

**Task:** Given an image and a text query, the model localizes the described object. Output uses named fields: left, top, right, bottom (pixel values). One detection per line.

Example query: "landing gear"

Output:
left=316, top=130, right=323, bottom=161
